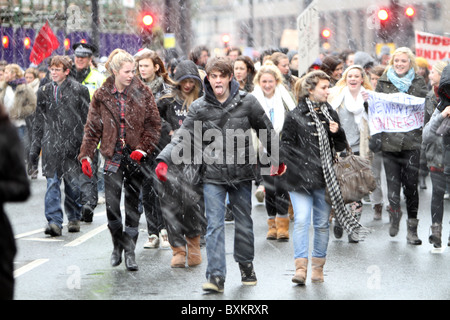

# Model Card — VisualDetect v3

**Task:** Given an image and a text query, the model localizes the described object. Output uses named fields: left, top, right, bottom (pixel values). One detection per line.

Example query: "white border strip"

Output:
left=64, top=223, right=108, bottom=247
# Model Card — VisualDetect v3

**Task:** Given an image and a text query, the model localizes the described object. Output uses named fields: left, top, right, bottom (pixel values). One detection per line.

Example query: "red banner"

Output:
left=415, top=31, right=450, bottom=67
left=29, top=21, right=60, bottom=66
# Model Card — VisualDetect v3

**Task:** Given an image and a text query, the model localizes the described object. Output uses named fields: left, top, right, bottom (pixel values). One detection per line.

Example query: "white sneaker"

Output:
left=159, top=229, right=170, bottom=249
left=143, top=234, right=159, bottom=249
left=97, top=195, right=106, bottom=205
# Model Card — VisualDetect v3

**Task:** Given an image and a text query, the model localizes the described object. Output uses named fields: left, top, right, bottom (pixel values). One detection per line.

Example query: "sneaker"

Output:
left=44, top=223, right=62, bottom=237
left=239, top=262, right=257, bottom=285
left=143, top=234, right=159, bottom=249
left=97, top=195, right=106, bottom=205
left=159, top=229, right=170, bottom=249
left=255, top=185, right=265, bottom=203
left=68, top=220, right=80, bottom=233
left=202, top=276, right=225, bottom=293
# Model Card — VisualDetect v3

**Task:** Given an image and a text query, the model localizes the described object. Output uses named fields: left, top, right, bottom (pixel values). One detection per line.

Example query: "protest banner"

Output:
left=367, top=91, right=425, bottom=135
left=415, top=31, right=450, bottom=67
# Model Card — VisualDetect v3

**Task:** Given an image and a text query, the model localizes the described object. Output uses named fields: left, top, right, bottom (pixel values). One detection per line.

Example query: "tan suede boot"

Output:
left=276, top=216, right=290, bottom=241
left=311, top=257, right=326, bottom=283
left=170, top=246, right=186, bottom=268
left=186, top=235, right=202, bottom=267
left=291, top=258, right=308, bottom=284
left=266, top=219, right=277, bottom=240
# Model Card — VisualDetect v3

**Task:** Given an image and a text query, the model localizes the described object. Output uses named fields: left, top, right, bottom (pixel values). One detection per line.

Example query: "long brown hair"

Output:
left=135, top=50, right=174, bottom=86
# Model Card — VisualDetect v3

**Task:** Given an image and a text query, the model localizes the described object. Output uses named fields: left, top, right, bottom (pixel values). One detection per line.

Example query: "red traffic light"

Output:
left=222, top=33, right=231, bottom=44
left=321, top=28, right=331, bottom=39
left=378, top=9, right=389, bottom=21
left=24, top=37, right=31, bottom=49
left=405, top=6, right=415, bottom=17
left=2, top=35, right=9, bottom=48
left=142, top=14, right=154, bottom=27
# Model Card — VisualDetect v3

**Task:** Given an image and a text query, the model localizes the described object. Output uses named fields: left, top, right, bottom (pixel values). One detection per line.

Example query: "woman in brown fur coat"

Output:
left=79, top=49, right=161, bottom=271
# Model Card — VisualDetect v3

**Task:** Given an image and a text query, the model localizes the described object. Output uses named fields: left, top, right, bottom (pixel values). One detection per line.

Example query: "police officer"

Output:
left=71, top=42, right=106, bottom=222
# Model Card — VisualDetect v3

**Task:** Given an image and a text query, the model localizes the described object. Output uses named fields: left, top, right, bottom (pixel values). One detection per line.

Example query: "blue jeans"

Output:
left=203, top=181, right=253, bottom=280
left=45, top=172, right=82, bottom=228
left=289, top=189, right=330, bottom=259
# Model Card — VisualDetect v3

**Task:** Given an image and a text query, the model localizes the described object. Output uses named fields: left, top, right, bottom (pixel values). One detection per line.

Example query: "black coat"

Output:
left=0, top=117, right=30, bottom=299
left=30, top=78, right=90, bottom=177
left=280, top=98, right=347, bottom=192
left=157, top=78, right=275, bottom=185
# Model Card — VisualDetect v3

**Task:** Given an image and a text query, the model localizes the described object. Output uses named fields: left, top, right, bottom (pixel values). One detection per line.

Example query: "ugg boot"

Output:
left=170, top=246, right=186, bottom=268
left=123, top=232, right=139, bottom=271
left=291, top=258, right=308, bottom=285
left=266, top=218, right=277, bottom=240
left=186, top=236, right=202, bottom=267
left=109, top=227, right=123, bottom=267
left=275, top=216, right=290, bottom=241
left=311, top=257, right=326, bottom=283
left=406, top=218, right=422, bottom=245
left=388, top=206, right=402, bottom=237
left=429, top=223, right=442, bottom=248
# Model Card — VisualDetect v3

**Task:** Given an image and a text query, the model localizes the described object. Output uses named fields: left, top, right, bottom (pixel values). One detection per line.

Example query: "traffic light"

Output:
left=376, top=7, right=393, bottom=41
left=321, top=28, right=331, bottom=39
left=64, top=38, right=71, bottom=51
left=405, top=6, right=415, bottom=18
left=139, top=12, right=155, bottom=47
left=24, top=37, right=31, bottom=50
left=222, top=33, right=230, bottom=47
left=2, top=35, right=9, bottom=49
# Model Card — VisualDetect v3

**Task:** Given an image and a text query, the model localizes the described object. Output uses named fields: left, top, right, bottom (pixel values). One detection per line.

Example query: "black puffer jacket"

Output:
left=157, top=77, right=275, bottom=185
left=280, top=98, right=347, bottom=192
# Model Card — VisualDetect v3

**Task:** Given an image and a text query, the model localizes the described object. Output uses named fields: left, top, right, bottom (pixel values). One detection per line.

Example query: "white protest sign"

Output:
left=367, top=91, right=425, bottom=134
left=297, top=0, right=319, bottom=76
left=415, top=31, right=450, bottom=66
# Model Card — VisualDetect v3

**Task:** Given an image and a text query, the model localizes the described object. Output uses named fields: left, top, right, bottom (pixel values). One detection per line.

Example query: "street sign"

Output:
left=297, top=0, right=319, bottom=76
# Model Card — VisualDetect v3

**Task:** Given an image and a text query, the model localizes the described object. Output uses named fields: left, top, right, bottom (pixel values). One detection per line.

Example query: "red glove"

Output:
left=130, top=150, right=145, bottom=162
left=81, top=159, right=93, bottom=178
left=155, top=162, right=168, bottom=182
left=270, top=163, right=286, bottom=176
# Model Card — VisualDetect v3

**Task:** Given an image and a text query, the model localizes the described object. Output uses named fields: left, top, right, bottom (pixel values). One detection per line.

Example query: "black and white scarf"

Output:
left=306, top=98, right=371, bottom=241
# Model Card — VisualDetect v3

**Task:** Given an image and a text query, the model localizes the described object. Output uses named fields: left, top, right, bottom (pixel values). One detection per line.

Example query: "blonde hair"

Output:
left=253, top=60, right=283, bottom=87
left=387, top=47, right=418, bottom=73
left=105, top=49, right=135, bottom=74
left=335, top=64, right=373, bottom=92
left=5, top=64, right=23, bottom=79
left=293, top=70, right=330, bottom=101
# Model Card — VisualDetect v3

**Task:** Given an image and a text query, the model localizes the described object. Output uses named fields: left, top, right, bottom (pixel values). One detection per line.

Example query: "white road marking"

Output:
left=64, top=223, right=108, bottom=247
left=14, top=258, right=49, bottom=278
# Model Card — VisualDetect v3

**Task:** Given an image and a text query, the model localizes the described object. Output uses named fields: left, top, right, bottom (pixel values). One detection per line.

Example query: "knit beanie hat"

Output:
left=433, top=60, right=449, bottom=75
left=416, top=57, right=429, bottom=69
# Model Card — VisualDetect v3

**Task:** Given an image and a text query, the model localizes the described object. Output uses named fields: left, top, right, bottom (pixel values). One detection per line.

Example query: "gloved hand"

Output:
left=81, top=159, right=93, bottom=178
left=155, top=162, right=168, bottom=182
left=130, top=150, right=145, bottom=162
left=270, top=163, right=287, bottom=176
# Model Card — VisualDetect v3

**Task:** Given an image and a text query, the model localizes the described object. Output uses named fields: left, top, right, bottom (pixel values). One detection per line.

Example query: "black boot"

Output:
left=123, top=232, right=139, bottom=271
left=81, top=205, right=94, bottom=223
left=109, top=227, right=123, bottom=267
left=388, top=206, right=402, bottom=237
left=406, top=218, right=422, bottom=245
left=429, top=223, right=442, bottom=248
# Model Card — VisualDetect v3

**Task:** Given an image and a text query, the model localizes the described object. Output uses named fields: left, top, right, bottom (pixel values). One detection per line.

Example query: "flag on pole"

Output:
left=29, top=21, right=60, bottom=66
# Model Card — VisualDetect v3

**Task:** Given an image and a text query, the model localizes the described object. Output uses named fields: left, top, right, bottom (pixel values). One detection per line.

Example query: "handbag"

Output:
left=326, top=145, right=377, bottom=205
